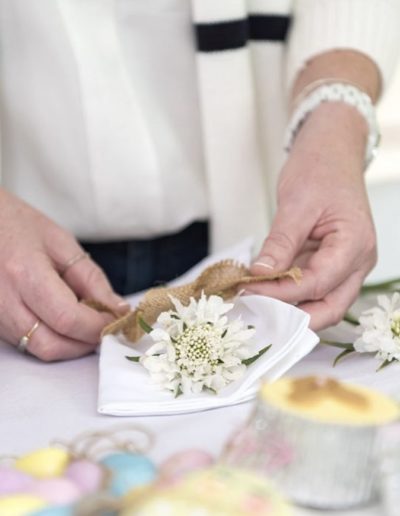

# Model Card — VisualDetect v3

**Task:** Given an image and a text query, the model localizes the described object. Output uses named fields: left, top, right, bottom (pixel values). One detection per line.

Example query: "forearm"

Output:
left=291, top=49, right=381, bottom=105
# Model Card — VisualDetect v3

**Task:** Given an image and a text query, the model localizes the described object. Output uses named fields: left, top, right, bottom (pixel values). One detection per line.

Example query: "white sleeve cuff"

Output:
left=286, top=0, right=400, bottom=95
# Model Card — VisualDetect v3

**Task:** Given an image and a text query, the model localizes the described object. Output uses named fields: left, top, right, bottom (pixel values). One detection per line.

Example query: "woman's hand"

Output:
left=0, top=189, right=127, bottom=361
left=246, top=102, right=377, bottom=330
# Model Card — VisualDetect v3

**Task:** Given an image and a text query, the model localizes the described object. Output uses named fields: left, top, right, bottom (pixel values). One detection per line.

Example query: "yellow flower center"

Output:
left=174, top=324, right=221, bottom=370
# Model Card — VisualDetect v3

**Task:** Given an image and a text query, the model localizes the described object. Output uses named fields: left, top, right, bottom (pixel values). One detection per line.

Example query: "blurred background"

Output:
left=363, top=63, right=400, bottom=283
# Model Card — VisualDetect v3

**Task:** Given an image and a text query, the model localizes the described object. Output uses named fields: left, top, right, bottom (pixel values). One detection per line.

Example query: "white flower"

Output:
left=354, top=292, right=400, bottom=363
left=140, top=293, right=256, bottom=396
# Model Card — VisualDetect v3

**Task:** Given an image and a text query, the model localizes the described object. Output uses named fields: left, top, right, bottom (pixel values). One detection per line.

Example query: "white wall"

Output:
left=367, top=63, right=400, bottom=185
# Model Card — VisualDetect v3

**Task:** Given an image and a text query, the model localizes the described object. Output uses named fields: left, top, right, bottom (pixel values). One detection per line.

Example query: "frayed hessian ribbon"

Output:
left=87, top=260, right=301, bottom=346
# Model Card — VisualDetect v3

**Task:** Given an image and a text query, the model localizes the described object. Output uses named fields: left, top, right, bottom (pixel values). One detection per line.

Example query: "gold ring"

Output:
left=60, top=252, right=90, bottom=275
left=17, top=321, right=40, bottom=353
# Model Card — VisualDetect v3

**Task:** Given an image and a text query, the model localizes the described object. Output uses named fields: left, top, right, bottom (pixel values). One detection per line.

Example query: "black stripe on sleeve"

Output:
left=195, top=19, right=249, bottom=52
left=249, top=15, right=291, bottom=42
left=195, top=15, right=291, bottom=52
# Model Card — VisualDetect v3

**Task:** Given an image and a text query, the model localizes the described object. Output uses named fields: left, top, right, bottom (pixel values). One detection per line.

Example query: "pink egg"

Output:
left=0, top=466, right=34, bottom=495
left=30, top=478, right=82, bottom=505
left=65, top=459, right=105, bottom=494
left=159, top=450, right=214, bottom=484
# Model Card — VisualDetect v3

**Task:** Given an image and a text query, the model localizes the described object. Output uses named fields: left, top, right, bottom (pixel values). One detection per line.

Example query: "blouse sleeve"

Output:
left=286, top=0, right=400, bottom=95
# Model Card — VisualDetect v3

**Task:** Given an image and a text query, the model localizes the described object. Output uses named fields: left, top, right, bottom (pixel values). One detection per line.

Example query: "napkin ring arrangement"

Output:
left=88, top=259, right=301, bottom=347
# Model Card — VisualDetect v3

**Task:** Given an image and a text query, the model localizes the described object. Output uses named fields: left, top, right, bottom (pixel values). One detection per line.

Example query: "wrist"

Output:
left=291, top=102, right=368, bottom=173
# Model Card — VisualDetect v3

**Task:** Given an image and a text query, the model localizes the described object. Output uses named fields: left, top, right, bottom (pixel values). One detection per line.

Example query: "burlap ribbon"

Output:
left=89, top=260, right=301, bottom=347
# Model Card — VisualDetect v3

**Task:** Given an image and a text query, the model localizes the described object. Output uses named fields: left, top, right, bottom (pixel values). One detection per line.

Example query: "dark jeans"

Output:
left=80, top=222, right=209, bottom=296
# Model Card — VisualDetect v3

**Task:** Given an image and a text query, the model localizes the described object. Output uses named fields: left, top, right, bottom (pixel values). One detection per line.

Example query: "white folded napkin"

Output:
left=98, top=240, right=319, bottom=416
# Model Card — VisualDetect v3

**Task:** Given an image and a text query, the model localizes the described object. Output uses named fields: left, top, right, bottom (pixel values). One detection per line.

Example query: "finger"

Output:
left=45, top=232, right=129, bottom=313
left=246, top=232, right=365, bottom=304
left=298, top=271, right=365, bottom=331
left=62, top=256, right=130, bottom=313
left=292, top=239, right=320, bottom=267
left=251, top=202, right=316, bottom=274
left=28, top=322, right=98, bottom=362
left=15, top=257, right=114, bottom=343
left=4, top=298, right=98, bottom=361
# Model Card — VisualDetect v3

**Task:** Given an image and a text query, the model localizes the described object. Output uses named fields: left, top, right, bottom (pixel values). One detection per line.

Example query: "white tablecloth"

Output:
left=2, top=333, right=399, bottom=516
left=1, top=181, right=400, bottom=516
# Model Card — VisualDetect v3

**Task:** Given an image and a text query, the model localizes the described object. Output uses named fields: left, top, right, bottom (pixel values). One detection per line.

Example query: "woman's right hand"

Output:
left=0, top=188, right=128, bottom=361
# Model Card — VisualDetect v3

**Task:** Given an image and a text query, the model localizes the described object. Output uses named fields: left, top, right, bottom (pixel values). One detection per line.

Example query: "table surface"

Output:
left=2, top=329, right=399, bottom=516
left=2, top=181, right=400, bottom=515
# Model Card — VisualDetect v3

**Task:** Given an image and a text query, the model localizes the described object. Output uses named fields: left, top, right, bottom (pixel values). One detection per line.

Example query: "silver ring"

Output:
left=17, top=321, right=40, bottom=353
left=60, top=252, right=90, bottom=276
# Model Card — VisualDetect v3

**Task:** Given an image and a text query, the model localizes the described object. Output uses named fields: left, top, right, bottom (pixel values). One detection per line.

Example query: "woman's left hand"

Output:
left=245, top=101, right=377, bottom=331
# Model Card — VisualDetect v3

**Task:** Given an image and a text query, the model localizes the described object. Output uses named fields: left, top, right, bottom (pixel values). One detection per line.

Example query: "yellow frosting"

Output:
left=260, top=377, right=399, bottom=425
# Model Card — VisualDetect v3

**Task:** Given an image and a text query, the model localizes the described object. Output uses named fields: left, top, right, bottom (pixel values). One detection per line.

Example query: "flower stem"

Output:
left=361, top=278, right=400, bottom=294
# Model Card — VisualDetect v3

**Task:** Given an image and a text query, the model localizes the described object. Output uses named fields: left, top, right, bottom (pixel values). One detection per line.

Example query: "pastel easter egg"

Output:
left=0, top=466, right=35, bottom=495
left=15, top=448, right=70, bottom=478
left=159, top=450, right=214, bottom=484
left=101, top=453, right=155, bottom=472
left=65, top=459, right=105, bottom=494
left=31, top=505, right=73, bottom=516
left=101, top=453, right=156, bottom=496
left=0, top=494, right=47, bottom=516
left=30, top=478, right=82, bottom=505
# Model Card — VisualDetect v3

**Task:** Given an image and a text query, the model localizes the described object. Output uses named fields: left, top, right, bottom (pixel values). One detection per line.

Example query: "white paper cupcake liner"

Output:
left=223, top=399, right=381, bottom=510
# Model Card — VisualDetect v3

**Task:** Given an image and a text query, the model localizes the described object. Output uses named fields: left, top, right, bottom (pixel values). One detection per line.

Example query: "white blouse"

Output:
left=0, top=0, right=399, bottom=249
left=0, top=0, right=208, bottom=240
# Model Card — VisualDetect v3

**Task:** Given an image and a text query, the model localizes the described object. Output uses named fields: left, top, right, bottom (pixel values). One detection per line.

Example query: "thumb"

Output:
left=251, top=206, right=313, bottom=275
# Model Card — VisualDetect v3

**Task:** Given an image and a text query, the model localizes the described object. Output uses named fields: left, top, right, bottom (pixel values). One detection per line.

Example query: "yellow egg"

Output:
left=0, top=494, right=47, bottom=516
left=14, top=447, right=70, bottom=478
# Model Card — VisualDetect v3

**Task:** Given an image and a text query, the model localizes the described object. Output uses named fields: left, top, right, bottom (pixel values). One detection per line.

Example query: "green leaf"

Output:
left=204, top=386, right=218, bottom=395
left=138, top=316, right=153, bottom=334
left=333, top=348, right=355, bottom=367
left=126, top=353, right=161, bottom=362
left=320, top=340, right=355, bottom=350
left=125, top=355, right=141, bottom=362
left=242, top=344, right=272, bottom=366
left=175, top=385, right=183, bottom=398
left=247, top=325, right=255, bottom=330
left=221, top=329, right=228, bottom=338
left=377, top=359, right=394, bottom=372
left=170, top=314, right=180, bottom=319
left=343, top=313, right=360, bottom=326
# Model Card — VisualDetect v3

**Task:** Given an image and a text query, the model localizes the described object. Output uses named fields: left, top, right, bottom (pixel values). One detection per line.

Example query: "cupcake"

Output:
left=223, top=376, right=399, bottom=509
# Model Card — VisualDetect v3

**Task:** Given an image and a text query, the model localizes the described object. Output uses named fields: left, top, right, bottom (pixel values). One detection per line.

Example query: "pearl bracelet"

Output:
left=283, top=82, right=380, bottom=169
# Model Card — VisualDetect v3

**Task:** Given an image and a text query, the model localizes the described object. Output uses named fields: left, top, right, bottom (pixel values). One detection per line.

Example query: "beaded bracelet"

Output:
left=283, top=82, right=380, bottom=169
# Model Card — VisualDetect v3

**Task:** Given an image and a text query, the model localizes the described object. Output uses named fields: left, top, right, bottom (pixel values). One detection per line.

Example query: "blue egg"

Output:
left=31, top=505, right=73, bottom=516
left=101, top=453, right=156, bottom=496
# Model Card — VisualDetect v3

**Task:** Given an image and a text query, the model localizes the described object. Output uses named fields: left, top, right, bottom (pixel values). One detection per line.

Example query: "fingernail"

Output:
left=254, top=256, right=276, bottom=270
left=113, top=295, right=130, bottom=308
left=117, top=300, right=130, bottom=308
